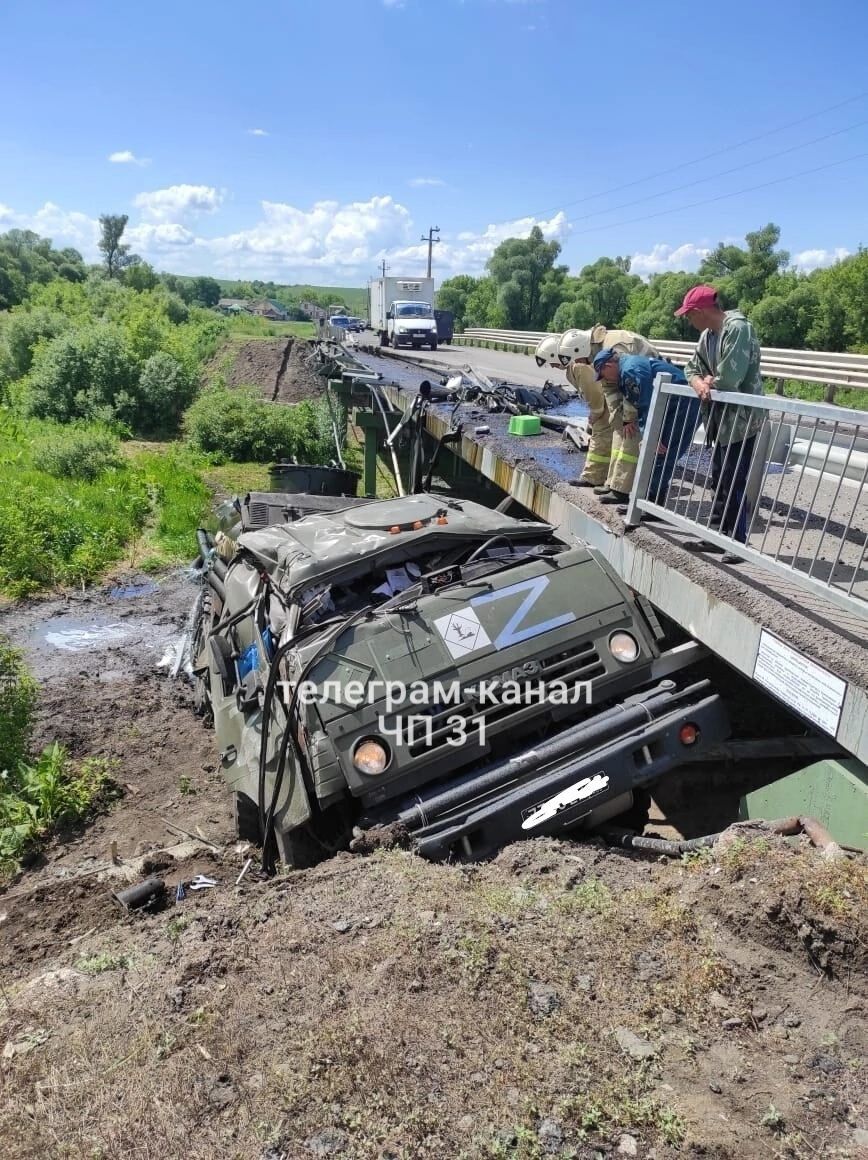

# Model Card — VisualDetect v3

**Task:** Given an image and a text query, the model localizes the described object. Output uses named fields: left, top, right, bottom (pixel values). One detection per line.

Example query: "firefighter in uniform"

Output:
left=558, top=325, right=659, bottom=502
left=551, top=329, right=612, bottom=487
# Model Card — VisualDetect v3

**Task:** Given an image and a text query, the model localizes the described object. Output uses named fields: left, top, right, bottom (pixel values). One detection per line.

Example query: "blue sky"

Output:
left=2, top=0, right=866, bottom=286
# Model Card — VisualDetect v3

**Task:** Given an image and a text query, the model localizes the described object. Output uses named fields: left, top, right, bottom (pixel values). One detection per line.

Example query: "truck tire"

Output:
left=234, top=791, right=262, bottom=844
left=429, top=338, right=438, bottom=351
left=276, top=800, right=355, bottom=869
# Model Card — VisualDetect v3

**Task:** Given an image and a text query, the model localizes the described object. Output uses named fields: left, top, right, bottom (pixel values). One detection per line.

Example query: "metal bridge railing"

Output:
left=623, top=376, right=868, bottom=619
left=457, top=329, right=868, bottom=391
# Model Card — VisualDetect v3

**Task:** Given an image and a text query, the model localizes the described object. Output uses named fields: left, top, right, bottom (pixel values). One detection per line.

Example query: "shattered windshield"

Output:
left=395, top=302, right=433, bottom=318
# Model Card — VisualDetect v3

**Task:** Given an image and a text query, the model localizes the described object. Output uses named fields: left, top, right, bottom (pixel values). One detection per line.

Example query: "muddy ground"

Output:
left=0, top=573, right=866, bottom=1160
left=208, top=338, right=329, bottom=405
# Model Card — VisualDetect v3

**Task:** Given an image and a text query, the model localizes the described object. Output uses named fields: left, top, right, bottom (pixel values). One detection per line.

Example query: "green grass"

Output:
left=1, top=743, right=115, bottom=869
left=223, top=316, right=316, bottom=340
left=764, top=379, right=868, bottom=411
left=0, top=415, right=212, bottom=597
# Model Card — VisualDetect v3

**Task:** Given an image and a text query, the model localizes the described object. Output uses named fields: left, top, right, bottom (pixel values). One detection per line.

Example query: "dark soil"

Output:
left=208, top=338, right=328, bottom=405
left=0, top=572, right=866, bottom=1159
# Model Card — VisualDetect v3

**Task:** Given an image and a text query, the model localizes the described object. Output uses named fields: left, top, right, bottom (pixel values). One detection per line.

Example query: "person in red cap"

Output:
left=675, top=285, right=763, bottom=545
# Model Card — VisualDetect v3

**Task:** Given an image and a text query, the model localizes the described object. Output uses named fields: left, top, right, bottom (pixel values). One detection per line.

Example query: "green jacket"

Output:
left=684, top=310, right=763, bottom=444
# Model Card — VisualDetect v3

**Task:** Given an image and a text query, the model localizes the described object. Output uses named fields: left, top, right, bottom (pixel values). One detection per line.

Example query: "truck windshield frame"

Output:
left=395, top=302, right=434, bottom=319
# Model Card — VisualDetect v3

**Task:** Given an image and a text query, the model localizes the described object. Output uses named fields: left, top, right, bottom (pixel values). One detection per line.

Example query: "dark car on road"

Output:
left=434, top=309, right=454, bottom=345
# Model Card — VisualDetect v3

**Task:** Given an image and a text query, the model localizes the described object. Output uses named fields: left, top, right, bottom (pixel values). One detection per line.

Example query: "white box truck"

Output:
left=368, top=277, right=438, bottom=350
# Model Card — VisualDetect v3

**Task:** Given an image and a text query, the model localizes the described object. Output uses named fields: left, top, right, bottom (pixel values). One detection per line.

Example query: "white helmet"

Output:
left=533, top=334, right=562, bottom=368
left=557, top=329, right=592, bottom=365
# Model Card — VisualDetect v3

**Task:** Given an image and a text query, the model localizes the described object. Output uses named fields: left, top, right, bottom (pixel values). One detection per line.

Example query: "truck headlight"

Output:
left=608, top=631, right=640, bottom=663
left=396, top=326, right=407, bottom=334
left=352, top=737, right=391, bottom=775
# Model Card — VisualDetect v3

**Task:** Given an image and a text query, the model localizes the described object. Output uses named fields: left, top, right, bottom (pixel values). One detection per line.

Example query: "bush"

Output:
left=136, top=351, right=197, bottom=435
left=0, top=640, right=38, bottom=773
left=27, top=323, right=139, bottom=425
left=0, top=743, right=114, bottom=867
left=184, top=387, right=332, bottom=463
left=4, top=306, right=69, bottom=378
left=37, top=427, right=122, bottom=481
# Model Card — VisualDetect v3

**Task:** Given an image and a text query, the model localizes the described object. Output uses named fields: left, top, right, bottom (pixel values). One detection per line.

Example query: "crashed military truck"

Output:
left=191, top=492, right=729, bottom=869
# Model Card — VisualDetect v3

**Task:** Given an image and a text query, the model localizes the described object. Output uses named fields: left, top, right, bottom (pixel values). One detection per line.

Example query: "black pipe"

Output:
left=604, top=831, right=720, bottom=857
left=206, top=570, right=226, bottom=605
left=195, top=527, right=227, bottom=580
left=398, top=681, right=706, bottom=828
left=196, top=528, right=213, bottom=558
left=113, top=877, right=166, bottom=910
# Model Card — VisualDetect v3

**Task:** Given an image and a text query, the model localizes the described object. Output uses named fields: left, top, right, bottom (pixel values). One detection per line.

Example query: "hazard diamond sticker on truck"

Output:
left=433, top=608, right=492, bottom=659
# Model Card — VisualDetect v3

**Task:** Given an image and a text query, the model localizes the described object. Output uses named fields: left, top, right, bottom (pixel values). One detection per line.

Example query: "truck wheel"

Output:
left=276, top=799, right=355, bottom=869
left=429, top=339, right=438, bottom=351
left=617, top=789, right=651, bottom=833
left=234, top=792, right=262, bottom=844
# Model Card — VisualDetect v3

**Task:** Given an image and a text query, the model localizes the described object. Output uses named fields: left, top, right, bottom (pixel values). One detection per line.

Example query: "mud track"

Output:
left=0, top=571, right=865, bottom=1159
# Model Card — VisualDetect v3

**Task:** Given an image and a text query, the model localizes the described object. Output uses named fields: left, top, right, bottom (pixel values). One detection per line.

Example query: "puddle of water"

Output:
left=42, top=621, right=131, bottom=651
left=31, top=614, right=175, bottom=657
left=549, top=399, right=590, bottom=421
left=109, top=581, right=159, bottom=599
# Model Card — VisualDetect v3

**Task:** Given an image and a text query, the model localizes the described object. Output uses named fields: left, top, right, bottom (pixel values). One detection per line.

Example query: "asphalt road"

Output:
left=352, top=333, right=557, bottom=389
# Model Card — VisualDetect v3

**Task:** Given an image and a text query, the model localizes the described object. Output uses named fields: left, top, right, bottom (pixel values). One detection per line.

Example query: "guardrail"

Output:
left=624, top=376, right=868, bottom=619
left=457, top=329, right=868, bottom=392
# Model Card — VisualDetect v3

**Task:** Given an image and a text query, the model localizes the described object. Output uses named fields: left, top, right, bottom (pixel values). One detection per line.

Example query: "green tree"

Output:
left=436, top=274, right=478, bottom=329
left=552, top=257, right=642, bottom=332
left=750, top=277, right=821, bottom=349
left=190, top=276, right=222, bottom=308
left=0, top=229, right=86, bottom=308
left=99, top=214, right=133, bottom=279
left=124, top=260, right=159, bottom=292
left=698, top=223, right=789, bottom=309
left=464, top=276, right=506, bottom=328
left=486, top=226, right=565, bottom=329
left=621, top=271, right=703, bottom=340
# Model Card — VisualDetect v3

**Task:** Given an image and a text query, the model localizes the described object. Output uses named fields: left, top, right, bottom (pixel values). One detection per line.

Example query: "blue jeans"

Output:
left=648, top=396, right=701, bottom=505
left=713, top=435, right=756, bottom=543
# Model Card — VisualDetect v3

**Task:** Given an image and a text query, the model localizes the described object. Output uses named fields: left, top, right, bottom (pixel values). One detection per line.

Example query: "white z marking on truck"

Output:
left=520, top=773, right=610, bottom=830
left=471, top=574, right=576, bottom=651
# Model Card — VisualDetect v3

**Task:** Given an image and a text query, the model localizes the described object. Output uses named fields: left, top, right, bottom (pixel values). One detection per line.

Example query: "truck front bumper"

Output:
left=398, top=679, right=729, bottom=861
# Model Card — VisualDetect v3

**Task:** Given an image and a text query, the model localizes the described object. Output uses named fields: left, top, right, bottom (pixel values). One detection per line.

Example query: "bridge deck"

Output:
left=351, top=348, right=868, bottom=764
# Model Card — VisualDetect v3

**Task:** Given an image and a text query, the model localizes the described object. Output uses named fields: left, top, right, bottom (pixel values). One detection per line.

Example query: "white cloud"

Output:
left=247, top=128, right=268, bottom=137
left=409, top=176, right=445, bottom=187
left=208, top=194, right=414, bottom=275
left=0, top=201, right=101, bottom=258
left=108, top=150, right=149, bottom=166
left=125, top=222, right=197, bottom=250
left=791, top=247, right=851, bottom=272
left=133, top=184, right=224, bottom=223
left=629, top=241, right=711, bottom=279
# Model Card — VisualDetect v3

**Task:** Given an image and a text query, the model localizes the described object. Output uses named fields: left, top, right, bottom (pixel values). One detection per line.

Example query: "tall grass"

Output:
left=0, top=414, right=210, bottom=597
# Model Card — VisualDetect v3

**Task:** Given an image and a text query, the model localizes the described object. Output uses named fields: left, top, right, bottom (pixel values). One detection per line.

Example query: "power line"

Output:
left=525, top=90, right=868, bottom=221
left=565, top=150, right=868, bottom=239
left=567, top=117, right=868, bottom=224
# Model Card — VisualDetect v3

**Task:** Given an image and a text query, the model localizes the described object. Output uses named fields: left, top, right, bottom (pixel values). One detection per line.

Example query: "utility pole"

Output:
left=420, top=226, right=440, bottom=278
left=379, top=259, right=390, bottom=278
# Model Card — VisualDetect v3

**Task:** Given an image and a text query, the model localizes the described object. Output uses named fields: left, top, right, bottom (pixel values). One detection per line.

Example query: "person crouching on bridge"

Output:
left=593, top=350, right=701, bottom=512
left=543, top=329, right=611, bottom=488
left=558, top=326, right=659, bottom=504
left=675, top=285, right=763, bottom=544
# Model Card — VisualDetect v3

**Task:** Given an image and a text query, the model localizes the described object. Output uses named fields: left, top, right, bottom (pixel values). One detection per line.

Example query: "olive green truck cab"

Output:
left=192, top=494, right=728, bottom=867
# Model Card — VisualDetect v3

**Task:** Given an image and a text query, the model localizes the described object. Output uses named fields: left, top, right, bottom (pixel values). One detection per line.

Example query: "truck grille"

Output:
left=381, top=640, right=606, bottom=758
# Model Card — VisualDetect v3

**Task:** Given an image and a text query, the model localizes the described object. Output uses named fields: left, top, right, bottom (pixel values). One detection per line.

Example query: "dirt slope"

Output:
left=0, top=573, right=866, bottom=1160
left=208, top=338, right=328, bottom=404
